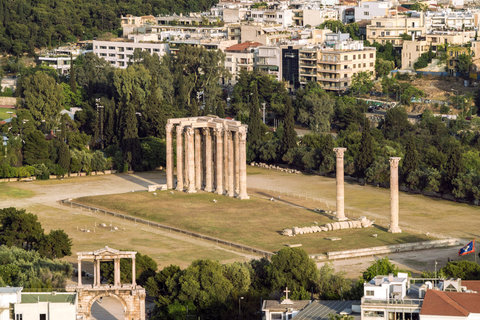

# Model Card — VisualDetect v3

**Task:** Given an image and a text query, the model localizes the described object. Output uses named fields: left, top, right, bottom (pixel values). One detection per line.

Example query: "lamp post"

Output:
left=238, top=296, right=244, bottom=320
left=435, top=260, right=437, bottom=288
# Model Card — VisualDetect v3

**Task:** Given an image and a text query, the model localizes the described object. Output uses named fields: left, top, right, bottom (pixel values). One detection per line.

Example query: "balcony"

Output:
left=300, top=54, right=317, bottom=60
left=300, top=70, right=317, bottom=75
left=321, top=85, right=348, bottom=91
left=318, top=77, right=351, bottom=82
left=319, top=60, right=351, bottom=64
left=300, top=62, right=317, bottom=68
left=361, top=297, right=423, bottom=307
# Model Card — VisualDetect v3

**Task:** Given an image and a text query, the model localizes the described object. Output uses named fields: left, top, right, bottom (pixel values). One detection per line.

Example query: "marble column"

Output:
left=132, top=257, right=136, bottom=286
left=204, top=128, right=213, bottom=192
left=223, top=127, right=229, bottom=195
left=237, top=131, right=249, bottom=199
left=184, top=127, right=189, bottom=190
left=228, top=131, right=235, bottom=197
left=214, top=128, right=224, bottom=195
left=166, top=123, right=174, bottom=189
left=93, top=259, right=97, bottom=287
left=186, top=127, right=196, bottom=193
left=175, top=126, right=184, bottom=191
left=234, top=132, right=240, bottom=195
left=388, top=157, right=402, bottom=233
left=333, top=148, right=348, bottom=221
left=96, top=259, right=101, bottom=287
left=195, top=129, right=202, bottom=190
left=114, top=258, right=120, bottom=287
left=77, top=259, right=82, bottom=286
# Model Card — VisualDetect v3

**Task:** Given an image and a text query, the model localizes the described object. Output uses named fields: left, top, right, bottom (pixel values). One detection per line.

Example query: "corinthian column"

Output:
left=214, top=128, right=224, bottom=195
left=175, top=126, right=184, bottom=191
left=388, top=157, right=402, bottom=233
left=186, top=127, right=196, bottom=193
left=234, top=132, right=240, bottom=195
left=237, top=131, right=249, bottom=199
left=166, top=123, right=174, bottom=189
left=204, top=128, right=213, bottom=192
left=223, top=126, right=229, bottom=195
left=333, top=148, right=347, bottom=221
left=195, top=129, right=202, bottom=190
left=228, top=131, right=235, bottom=197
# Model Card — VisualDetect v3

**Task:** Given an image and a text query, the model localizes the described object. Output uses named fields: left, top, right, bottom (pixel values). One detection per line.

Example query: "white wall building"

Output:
left=0, top=287, right=22, bottom=320
left=248, top=9, right=294, bottom=27
left=93, top=37, right=169, bottom=68
left=257, top=45, right=282, bottom=81
left=425, top=10, right=476, bottom=31
left=355, top=1, right=391, bottom=22
left=14, top=292, right=77, bottom=320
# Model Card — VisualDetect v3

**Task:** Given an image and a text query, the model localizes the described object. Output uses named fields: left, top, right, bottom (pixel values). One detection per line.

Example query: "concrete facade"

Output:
left=166, top=116, right=249, bottom=199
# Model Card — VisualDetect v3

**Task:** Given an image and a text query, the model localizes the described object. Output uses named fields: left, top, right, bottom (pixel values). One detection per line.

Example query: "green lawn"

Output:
left=75, top=191, right=434, bottom=255
left=0, top=183, right=35, bottom=200
left=0, top=109, right=15, bottom=121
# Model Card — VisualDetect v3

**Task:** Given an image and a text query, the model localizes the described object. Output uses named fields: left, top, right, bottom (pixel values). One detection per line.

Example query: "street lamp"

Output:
left=238, top=297, right=244, bottom=320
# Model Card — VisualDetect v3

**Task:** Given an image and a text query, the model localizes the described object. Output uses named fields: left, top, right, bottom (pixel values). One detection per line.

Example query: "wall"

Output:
left=14, top=302, right=76, bottom=320
left=0, top=293, right=20, bottom=320
left=0, top=97, right=17, bottom=105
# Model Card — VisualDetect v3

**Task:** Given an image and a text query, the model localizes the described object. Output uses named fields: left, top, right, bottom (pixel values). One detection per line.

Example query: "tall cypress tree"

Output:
left=69, top=55, right=76, bottom=94
left=58, top=141, right=71, bottom=173
left=217, top=101, right=225, bottom=118
left=445, top=143, right=465, bottom=192
left=105, top=98, right=117, bottom=146
left=356, top=118, right=375, bottom=179
left=282, top=96, right=296, bottom=154
left=402, top=135, right=418, bottom=175
left=120, top=95, right=141, bottom=171
left=247, top=83, right=262, bottom=143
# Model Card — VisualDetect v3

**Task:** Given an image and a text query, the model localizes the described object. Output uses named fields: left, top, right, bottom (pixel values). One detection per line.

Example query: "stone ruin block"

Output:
left=331, top=222, right=340, bottom=231
left=339, top=221, right=349, bottom=229
left=320, top=227, right=328, bottom=232
left=282, top=229, right=293, bottom=236
left=326, top=223, right=333, bottom=231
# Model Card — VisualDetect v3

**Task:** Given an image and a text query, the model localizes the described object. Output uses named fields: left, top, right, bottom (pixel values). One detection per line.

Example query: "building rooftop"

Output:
left=293, top=300, right=361, bottom=320
left=0, top=287, right=23, bottom=294
left=461, top=280, right=480, bottom=293
left=21, top=293, right=76, bottom=304
left=262, top=300, right=311, bottom=312
left=420, top=290, right=480, bottom=317
left=225, top=41, right=263, bottom=52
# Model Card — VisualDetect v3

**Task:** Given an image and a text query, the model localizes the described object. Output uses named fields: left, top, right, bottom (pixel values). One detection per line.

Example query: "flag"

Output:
left=459, top=240, right=475, bottom=256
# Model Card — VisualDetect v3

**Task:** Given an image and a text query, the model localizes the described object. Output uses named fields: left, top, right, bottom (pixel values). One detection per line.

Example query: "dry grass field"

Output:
left=75, top=190, right=433, bottom=255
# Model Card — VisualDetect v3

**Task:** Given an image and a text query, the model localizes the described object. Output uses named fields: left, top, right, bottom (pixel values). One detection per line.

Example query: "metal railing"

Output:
left=362, top=297, right=423, bottom=306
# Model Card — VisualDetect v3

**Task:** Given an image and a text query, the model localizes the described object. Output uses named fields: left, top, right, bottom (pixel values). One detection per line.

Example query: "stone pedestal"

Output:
left=175, top=126, right=184, bottom=191
left=333, top=148, right=348, bottom=222
left=388, top=157, right=402, bottom=233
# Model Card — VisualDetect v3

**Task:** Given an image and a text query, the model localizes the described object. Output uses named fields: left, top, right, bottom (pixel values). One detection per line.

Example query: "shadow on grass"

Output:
left=115, top=172, right=166, bottom=190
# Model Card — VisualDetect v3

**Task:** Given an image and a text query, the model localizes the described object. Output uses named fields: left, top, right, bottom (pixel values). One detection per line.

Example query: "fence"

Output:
left=59, top=199, right=274, bottom=259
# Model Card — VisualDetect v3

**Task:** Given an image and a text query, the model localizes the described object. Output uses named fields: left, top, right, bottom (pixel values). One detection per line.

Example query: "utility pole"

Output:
left=262, top=102, right=266, bottom=124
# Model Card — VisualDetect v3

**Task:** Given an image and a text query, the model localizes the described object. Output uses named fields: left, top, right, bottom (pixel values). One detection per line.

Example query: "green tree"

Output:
left=457, top=53, right=473, bottom=74
left=37, top=230, right=73, bottom=259
left=356, top=119, right=375, bottom=179
left=0, top=207, right=44, bottom=250
left=383, top=107, right=410, bottom=140
left=120, top=100, right=141, bottom=171
left=351, top=71, right=374, bottom=95
left=445, top=143, right=465, bottom=192
left=362, top=257, right=399, bottom=281
left=23, top=130, right=49, bottom=165
left=282, top=96, right=296, bottom=155
left=375, top=59, right=395, bottom=78
left=247, top=83, right=263, bottom=143
left=441, top=261, right=480, bottom=280
left=402, top=135, right=419, bottom=175
left=317, top=263, right=352, bottom=300
left=58, top=141, right=71, bottom=173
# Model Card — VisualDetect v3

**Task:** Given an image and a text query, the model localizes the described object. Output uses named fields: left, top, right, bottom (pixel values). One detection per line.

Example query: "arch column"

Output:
left=333, top=148, right=348, bottom=221
left=77, top=259, right=82, bottom=286
left=228, top=131, right=235, bottom=197
left=388, top=157, right=402, bottom=233
left=175, top=126, right=184, bottom=191
left=237, top=131, right=249, bottom=199
left=166, top=123, right=174, bottom=189
left=223, top=127, right=229, bottom=195
left=195, top=129, right=202, bottom=190
left=203, top=128, right=213, bottom=192
left=214, top=128, right=224, bottom=195
left=186, top=127, right=196, bottom=193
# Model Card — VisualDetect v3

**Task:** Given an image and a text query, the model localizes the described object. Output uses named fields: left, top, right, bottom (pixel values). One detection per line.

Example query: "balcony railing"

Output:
left=362, top=297, right=423, bottom=307
left=321, top=85, right=348, bottom=91
left=300, top=63, right=317, bottom=68
left=318, top=77, right=351, bottom=82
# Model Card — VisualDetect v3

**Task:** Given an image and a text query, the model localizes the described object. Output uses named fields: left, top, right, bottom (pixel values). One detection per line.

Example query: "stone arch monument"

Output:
left=67, top=246, right=146, bottom=320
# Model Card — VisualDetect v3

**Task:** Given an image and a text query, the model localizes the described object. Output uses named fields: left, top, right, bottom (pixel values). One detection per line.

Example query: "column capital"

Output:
left=333, top=147, right=347, bottom=158
left=166, top=123, right=174, bottom=131
left=389, top=157, right=401, bottom=168
left=176, top=125, right=184, bottom=134
left=186, top=126, right=194, bottom=136
left=202, top=128, right=211, bottom=136
left=214, top=127, right=223, bottom=137
left=238, top=131, right=247, bottom=141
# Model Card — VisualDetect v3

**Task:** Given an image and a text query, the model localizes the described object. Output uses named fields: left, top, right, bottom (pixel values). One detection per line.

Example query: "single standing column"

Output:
left=96, top=259, right=101, bottom=287
left=388, top=157, right=402, bottom=233
left=166, top=123, right=174, bottom=189
left=187, top=127, right=196, bottom=193
left=184, top=127, right=189, bottom=190
left=77, top=259, right=82, bottom=286
left=223, top=126, right=229, bottom=195
left=333, top=148, right=348, bottom=221
left=228, top=131, right=235, bottom=197
left=204, top=128, right=213, bottom=192
left=237, top=131, right=249, bottom=199
left=234, top=131, right=240, bottom=195
left=195, top=129, right=202, bottom=190
left=132, top=257, right=136, bottom=286
left=175, top=126, right=184, bottom=191
left=93, top=259, right=97, bottom=287
left=214, top=128, right=224, bottom=195
left=114, top=258, right=120, bottom=287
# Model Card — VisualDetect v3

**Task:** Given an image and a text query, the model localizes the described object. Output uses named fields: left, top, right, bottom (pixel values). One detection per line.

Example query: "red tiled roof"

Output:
left=396, top=6, right=409, bottom=12
left=462, top=280, right=480, bottom=293
left=421, top=290, right=480, bottom=317
left=225, top=41, right=263, bottom=52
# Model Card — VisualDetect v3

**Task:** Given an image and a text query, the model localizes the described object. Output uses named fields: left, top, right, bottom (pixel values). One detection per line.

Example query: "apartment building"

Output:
left=168, top=39, right=238, bottom=55
left=425, top=30, right=475, bottom=49
left=93, top=36, right=169, bottom=68
left=225, top=41, right=263, bottom=85
left=355, top=1, right=391, bottom=22
left=366, top=14, right=426, bottom=49
left=446, top=45, right=470, bottom=74
left=257, top=45, right=282, bottom=81
left=298, top=33, right=376, bottom=91
left=241, top=24, right=293, bottom=45
left=425, top=10, right=477, bottom=31
left=247, top=9, right=294, bottom=27
left=292, top=8, right=339, bottom=27
left=401, top=40, right=430, bottom=70
left=39, top=46, right=90, bottom=74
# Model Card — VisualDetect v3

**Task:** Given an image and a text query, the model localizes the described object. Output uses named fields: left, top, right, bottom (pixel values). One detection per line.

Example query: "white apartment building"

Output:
left=224, top=41, right=262, bottom=85
left=257, top=45, right=282, bottom=81
left=38, top=46, right=91, bottom=74
left=248, top=9, right=294, bottom=27
left=93, top=36, right=169, bottom=68
left=355, top=1, right=391, bottom=22
left=293, top=8, right=339, bottom=27
left=0, top=288, right=22, bottom=320
left=425, top=10, right=477, bottom=31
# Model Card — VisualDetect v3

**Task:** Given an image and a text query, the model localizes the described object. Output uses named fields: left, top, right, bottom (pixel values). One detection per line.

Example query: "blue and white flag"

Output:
left=459, top=240, right=475, bottom=256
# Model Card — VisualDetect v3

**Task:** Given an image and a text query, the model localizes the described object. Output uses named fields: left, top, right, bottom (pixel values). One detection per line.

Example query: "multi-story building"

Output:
left=168, top=39, right=238, bottom=55
left=247, top=8, right=294, bottom=27
left=292, top=8, right=339, bottom=27
left=366, top=14, right=426, bottom=50
left=401, top=40, right=430, bottom=70
left=282, top=45, right=302, bottom=91
left=355, top=1, right=392, bottom=22
left=93, top=36, right=169, bottom=68
left=241, top=24, right=293, bottom=45
left=257, top=45, right=282, bottom=81
left=224, top=41, right=263, bottom=85
left=446, top=45, right=470, bottom=74
left=299, top=34, right=376, bottom=91
left=38, top=45, right=91, bottom=74
left=425, top=10, right=478, bottom=31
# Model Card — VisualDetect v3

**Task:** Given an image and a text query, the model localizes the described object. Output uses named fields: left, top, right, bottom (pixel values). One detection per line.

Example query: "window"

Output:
left=364, top=4, right=369, bottom=8
left=119, top=62, right=125, bottom=66
left=364, top=11, right=369, bottom=15
left=363, top=54, right=366, bottom=59
left=100, top=53, right=107, bottom=57
left=353, top=64, right=356, bottom=68
left=100, top=46, right=107, bottom=49
left=363, top=63, right=366, bottom=67
left=40, top=314, right=46, bottom=320
left=353, top=55, right=356, bottom=60
left=272, top=314, right=283, bottom=320
left=153, top=48, right=160, bottom=52
left=110, top=61, right=115, bottom=64
left=386, top=31, right=390, bottom=36
left=344, top=82, right=348, bottom=86
left=372, top=31, right=376, bottom=36
left=95, top=46, right=98, bottom=49
left=370, top=62, right=374, bottom=67
left=366, top=290, right=375, bottom=296
left=344, top=65, right=347, bottom=69
left=409, top=61, right=412, bottom=67
left=364, top=311, right=385, bottom=317
left=108, top=46, right=115, bottom=50
left=279, top=15, right=282, bottom=18
left=118, top=47, right=124, bottom=52
left=370, top=53, right=374, bottom=58
left=227, top=58, right=232, bottom=62
left=127, top=47, right=133, bottom=51
left=358, top=54, right=361, bottom=59
left=450, top=60, right=454, bottom=66
left=109, top=53, right=115, bottom=57
left=16, top=315, right=22, bottom=320
left=118, top=54, right=124, bottom=59
left=416, top=45, right=419, bottom=51
left=344, top=55, right=348, bottom=60
left=344, top=74, right=348, bottom=78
